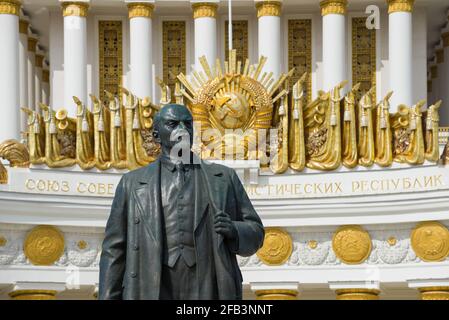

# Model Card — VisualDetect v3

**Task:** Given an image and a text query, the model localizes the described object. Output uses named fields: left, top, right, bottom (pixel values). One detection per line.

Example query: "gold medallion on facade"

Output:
left=411, top=221, right=449, bottom=262
left=257, top=228, right=293, bottom=265
left=332, top=225, right=372, bottom=264
left=24, top=225, right=65, bottom=266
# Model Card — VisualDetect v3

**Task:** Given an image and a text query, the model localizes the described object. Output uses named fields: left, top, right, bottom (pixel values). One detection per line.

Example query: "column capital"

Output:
left=27, top=34, right=38, bottom=53
left=387, top=0, right=414, bottom=14
left=60, top=0, right=90, bottom=18
left=19, top=19, right=28, bottom=34
left=255, top=1, right=282, bottom=18
left=191, top=1, right=218, bottom=19
left=35, top=54, right=44, bottom=68
left=320, top=0, right=347, bottom=16
left=126, top=1, right=155, bottom=19
left=0, top=0, right=21, bottom=16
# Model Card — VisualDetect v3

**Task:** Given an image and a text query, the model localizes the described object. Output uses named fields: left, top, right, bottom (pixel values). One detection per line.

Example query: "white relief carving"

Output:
left=0, top=231, right=20, bottom=265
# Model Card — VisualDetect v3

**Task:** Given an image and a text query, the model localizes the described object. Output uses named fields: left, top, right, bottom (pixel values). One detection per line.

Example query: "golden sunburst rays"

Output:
left=171, top=50, right=295, bottom=160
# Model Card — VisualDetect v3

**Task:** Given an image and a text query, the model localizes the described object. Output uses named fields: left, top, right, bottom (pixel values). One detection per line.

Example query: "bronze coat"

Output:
left=98, top=158, right=264, bottom=300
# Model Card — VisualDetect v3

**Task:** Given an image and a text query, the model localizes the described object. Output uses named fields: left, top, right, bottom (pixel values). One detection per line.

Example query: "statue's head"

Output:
left=153, top=104, right=194, bottom=160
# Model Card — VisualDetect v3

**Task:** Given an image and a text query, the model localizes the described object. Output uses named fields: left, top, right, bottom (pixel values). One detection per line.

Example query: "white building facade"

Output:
left=0, top=0, right=449, bottom=300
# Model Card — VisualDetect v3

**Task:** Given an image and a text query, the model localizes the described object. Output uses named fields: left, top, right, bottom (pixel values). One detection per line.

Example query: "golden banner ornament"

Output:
left=24, top=225, right=65, bottom=266
left=257, top=227, right=293, bottom=265
left=411, top=221, right=449, bottom=262
left=332, top=225, right=372, bottom=264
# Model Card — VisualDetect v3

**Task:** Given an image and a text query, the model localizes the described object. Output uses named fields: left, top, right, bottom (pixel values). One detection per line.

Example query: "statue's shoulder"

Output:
left=121, top=161, right=158, bottom=185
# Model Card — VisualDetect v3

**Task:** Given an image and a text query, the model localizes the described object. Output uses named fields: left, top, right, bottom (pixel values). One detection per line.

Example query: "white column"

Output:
left=61, top=0, right=89, bottom=117
left=35, top=49, right=44, bottom=107
left=192, top=1, right=218, bottom=70
left=18, top=14, right=29, bottom=134
left=0, top=0, right=21, bottom=142
left=320, top=0, right=347, bottom=92
left=126, top=0, right=154, bottom=99
left=256, top=1, right=282, bottom=79
left=27, top=32, right=37, bottom=111
left=387, top=0, right=414, bottom=110
left=42, top=68, right=50, bottom=106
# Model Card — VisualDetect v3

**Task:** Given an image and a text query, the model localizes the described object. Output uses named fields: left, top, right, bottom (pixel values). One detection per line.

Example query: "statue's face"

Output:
left=155, top=104, right=194, bottom=158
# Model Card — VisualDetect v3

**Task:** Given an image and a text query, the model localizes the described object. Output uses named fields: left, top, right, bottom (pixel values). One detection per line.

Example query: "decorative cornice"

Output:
left=387, top=0, right=414, bottom=14
left=27, top=38, right=37, bottom=53
left=35, top=54, right=44, bottom=68
left=127, top=2, right=154, bottom=19
left=192, top=2, right=218, bottom=19
left=42, top=70, right=49, bottom=83
left=0, top=0, right=21, bottom=16
left=320, top=0, right=347, bottom=16
left=19, top=19, right=28, bottom=34
left=61, top=1, right=89, bottom=17
left=255, top=1, right=282, bottom=18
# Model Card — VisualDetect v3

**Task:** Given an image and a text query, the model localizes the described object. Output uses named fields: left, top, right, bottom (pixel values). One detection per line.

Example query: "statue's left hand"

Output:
left=214, top=210, right=237, bottom=240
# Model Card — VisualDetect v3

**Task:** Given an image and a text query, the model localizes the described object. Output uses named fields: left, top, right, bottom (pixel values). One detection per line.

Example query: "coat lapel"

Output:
left=194, top=159, right=227, bottom=233
left=133, top=159, right=162, bottom=246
